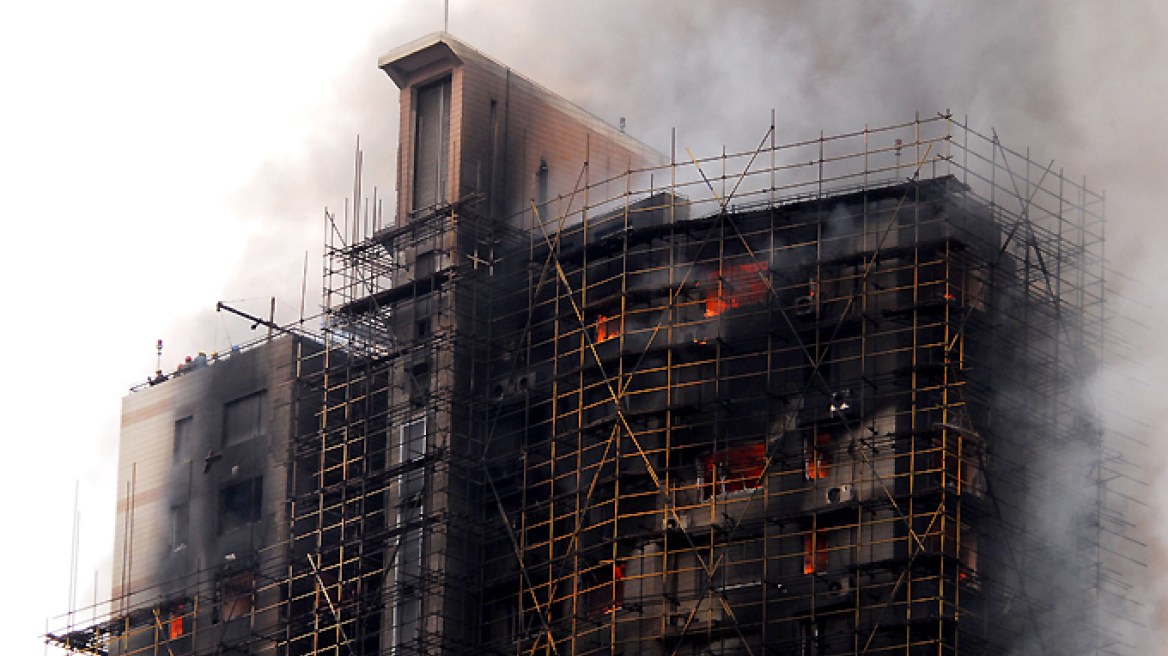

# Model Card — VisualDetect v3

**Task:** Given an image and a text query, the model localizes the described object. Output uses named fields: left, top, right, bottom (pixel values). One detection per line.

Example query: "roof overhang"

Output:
left=378, top=32, right=463, bottom=88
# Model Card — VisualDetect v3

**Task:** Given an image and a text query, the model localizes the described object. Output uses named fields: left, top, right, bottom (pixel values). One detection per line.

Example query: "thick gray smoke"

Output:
left=173, top=1, right=1167, bottom=650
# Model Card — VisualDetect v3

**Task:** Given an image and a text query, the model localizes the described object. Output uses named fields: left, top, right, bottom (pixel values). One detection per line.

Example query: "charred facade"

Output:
left=49, top=33, right=1138, bottom=656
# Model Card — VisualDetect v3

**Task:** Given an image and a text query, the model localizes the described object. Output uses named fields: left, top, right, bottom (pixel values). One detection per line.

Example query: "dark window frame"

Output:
left=411, top=76, right=452, bottom=211
left=170, top=503, right=189, bottom=551
left=173, top=416, right=193, bottom=462
left=222, top=391, right=266, bottom=447
left=218, top=477, right=264, bottom=535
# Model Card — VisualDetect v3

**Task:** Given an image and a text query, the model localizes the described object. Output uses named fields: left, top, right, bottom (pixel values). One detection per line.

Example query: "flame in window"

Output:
left=704, top=262, right=768, bottom=317
left=590, top=561, right=627, bottom=617
left=804, top=530, right=828, bottom=574
left=805, top=433, right=831, bottom=479
left=702, top=443, right=767, bottom=499
left=597, top=314, right=622, bottom=342
left=169, top=610, right=184, bottom=639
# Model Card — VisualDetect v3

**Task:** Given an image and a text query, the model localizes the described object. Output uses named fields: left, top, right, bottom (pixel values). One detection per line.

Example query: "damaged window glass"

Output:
left=223, top=392, right=265, bottom=446
left=219, top=477, right=263, bottom=534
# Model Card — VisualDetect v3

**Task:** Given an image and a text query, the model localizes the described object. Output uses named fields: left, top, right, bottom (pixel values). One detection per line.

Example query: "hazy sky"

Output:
left=3, top=1, right=1166, bottom=653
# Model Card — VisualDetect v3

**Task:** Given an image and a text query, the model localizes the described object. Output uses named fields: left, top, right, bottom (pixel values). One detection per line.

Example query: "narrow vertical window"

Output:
left=168, top=606, right=185, bottom=639
left=804, top=530, right=828, bottom=574
left=314, top=569, right=339, bottom=614
left=805, top=433, right=831, bottom=480
left=961, top=437, right=985, bottom=496
left=400, top=418, right=427, bottom=463
left=173, top=416, right=192, bottom=462
left=536, top=159, right=549, bottom=210
left=170, top=503, right=189, bottom=551
left=395, top=417, right=427, bottom=651
left=415, top=295, right=433, bottom=342
left=412, top=78, right=452, bottom=211
left=587, top=561, right=626, bottom=617
left=612, top=561, right=626, bottom=613
left=409, top=362, right=431, bottom=407
left=801, top=620, right=823, bottom=656
left=960, top=530, right=980, bottom=586
left=488, top=99, right=500, bottom=218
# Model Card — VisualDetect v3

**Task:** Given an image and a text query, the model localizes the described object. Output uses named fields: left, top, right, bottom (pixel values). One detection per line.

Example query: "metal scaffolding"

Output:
left=47, top=113, right=1141, bottom=656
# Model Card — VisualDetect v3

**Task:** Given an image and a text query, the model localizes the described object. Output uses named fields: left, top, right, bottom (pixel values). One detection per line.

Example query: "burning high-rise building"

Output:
left=48, top=33, right=1138, bottom=656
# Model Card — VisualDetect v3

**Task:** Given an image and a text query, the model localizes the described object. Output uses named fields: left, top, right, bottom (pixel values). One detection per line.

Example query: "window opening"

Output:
left=400, top=418, right=427, bottom=463
left=612, top=562, right=626, bottom=613
left=218, top=477, right=263, bottom=534
left=795, top=278, right=819, bottom=315
left=701, top=443, right=766, bottom=499
left=588, top=561, right=626, bottom=617
left=415, top=295, right=433, bottom=341
left=409, top=362, right=431, bottom=407
left=946, top=252, right=988, bottom=311
left=536, top=159, right=550, bottom=211
left=801, top=619, right=824, bottom=656
left=961, top=437, right=985, bottom=496
left=223, top=391, right=265, bottom=447
left=936, top=519, right=979, bottom=584
left=314, top=569, right=354, bottom=616
left=805, top=433, right=831, bottom=480
left=960, top=530, right=980, bottom=586
left=173, top=416, right=192, bottom=462
left=220, top=571, right=255, bottom=622
left=170, top=503, right=189, bottom=551
left=597, top=314, right=622, bottom=343
left=938, top=431, right=985, bottom=495
left=704, top=261, right=768, bottom=317
left=168, top=606, right=186, bottom=639
left=412, top=78, right=452, bottom=211
left=804, top=530, right=829, bottom=574
left=394, top=418, right=427, bottom=651
left=415, top=250, right=436, bottom=278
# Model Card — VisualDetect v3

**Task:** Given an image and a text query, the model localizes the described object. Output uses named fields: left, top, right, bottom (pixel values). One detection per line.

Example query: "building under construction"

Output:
left=48, top=33, right=1141, bottom=656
